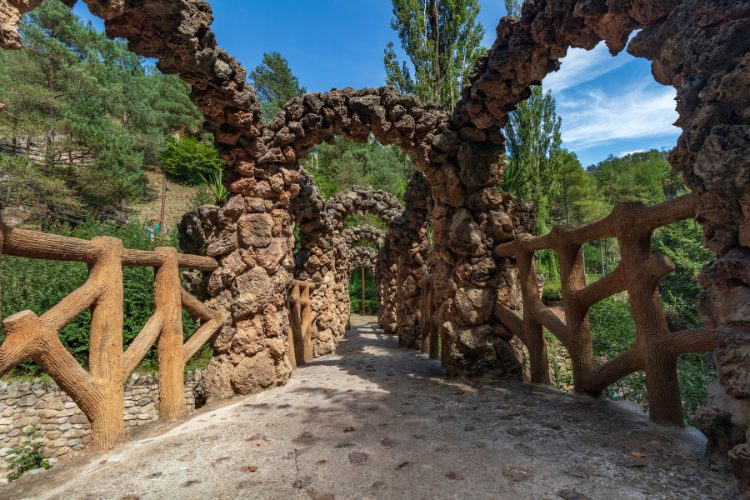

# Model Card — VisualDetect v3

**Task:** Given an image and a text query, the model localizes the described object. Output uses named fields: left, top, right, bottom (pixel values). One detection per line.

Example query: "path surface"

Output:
left=2, top=317, right=737, bottom=499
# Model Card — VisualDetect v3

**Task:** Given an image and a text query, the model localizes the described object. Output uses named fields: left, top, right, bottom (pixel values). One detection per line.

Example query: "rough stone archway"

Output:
left=3, top=0, right=748, bottom=488
left=306, top=187, right=402, bottom=355
left=378, top=172, right=432, bottom=348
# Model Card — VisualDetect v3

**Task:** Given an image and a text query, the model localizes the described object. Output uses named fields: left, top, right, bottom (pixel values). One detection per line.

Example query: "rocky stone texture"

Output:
left=0, top=371, right=205, bottom=479
left=3, top=0, right=748, bottom=488
left=341, top=225, right=384, bottom=250
left=378, top=172, right=432, bottom=349
left=293, top=187, right=402, bottom=356
left=347, top=246, right=377, bottom=273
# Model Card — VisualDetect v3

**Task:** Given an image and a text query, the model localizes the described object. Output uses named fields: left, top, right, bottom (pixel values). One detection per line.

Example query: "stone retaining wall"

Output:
left=0, top=371, right=205, bottom=467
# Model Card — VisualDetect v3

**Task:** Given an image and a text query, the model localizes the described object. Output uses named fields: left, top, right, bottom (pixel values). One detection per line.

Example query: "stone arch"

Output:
left=324, top=187, right=403, bottom=230
left=379, top=172, right=432, bottom=348
left=2, top=0, right=527, bottom=396
left=347, top=246, right=378, bottom=273
left=341, top=225, right=384, bottom=249
left=298, top=188, right=403, bottom=356
left=4, top=4, right=747, bottom=485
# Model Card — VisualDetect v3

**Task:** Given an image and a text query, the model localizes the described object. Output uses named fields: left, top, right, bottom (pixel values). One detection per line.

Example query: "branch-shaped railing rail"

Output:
left=0, top=221, right=224, bottom=449
left=288, top=279, right=314, bottom=368
left=494, top=193, right=714, bottom=425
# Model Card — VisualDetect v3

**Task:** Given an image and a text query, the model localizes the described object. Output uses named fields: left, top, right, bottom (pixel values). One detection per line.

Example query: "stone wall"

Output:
left=0, top=371, right=205, bottom=466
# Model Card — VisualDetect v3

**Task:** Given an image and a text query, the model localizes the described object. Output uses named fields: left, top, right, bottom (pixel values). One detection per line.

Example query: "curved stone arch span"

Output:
left=341, top=225, right=385, bottom=249
left=347, top=246, right=378, bottom=274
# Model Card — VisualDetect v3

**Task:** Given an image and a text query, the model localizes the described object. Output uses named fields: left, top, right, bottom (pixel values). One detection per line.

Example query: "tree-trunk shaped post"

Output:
left=300, top=282, right=314, bottom=361
left=86, top=237, right=125, bottom=449
left=155, top=247, right=186, bottom=421
left=289, top=280, right=314, bottom=364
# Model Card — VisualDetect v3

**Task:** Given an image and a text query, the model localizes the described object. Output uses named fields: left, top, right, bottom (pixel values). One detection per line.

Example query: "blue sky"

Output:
left=72, top=0, right=680, bottom=167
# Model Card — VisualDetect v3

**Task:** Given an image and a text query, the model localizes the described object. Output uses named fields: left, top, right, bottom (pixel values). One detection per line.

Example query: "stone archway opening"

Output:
left=1, top=0, right=748, bottom=491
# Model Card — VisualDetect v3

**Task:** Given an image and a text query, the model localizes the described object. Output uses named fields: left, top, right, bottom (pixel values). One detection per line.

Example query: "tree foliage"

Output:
left=305, top=136, right=413, bottom=201
left=161, top=136, right=223, bottom=186
left=250, top=52, right=306, bottom=121
left=503, top=86, right=563, bottom=231
left=0, top=0, right=202, bottom=211
left=384, top=0, right=485, bottom=111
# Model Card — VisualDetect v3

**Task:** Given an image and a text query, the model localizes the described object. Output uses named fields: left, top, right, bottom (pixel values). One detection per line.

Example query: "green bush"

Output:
left=161, top=137, right=223, bottom=186
left=349, top=268, right=377, bottom=314
left=0, top=220, right=200, bottom=377
left=5, top=427, right=51, bottom=481
left=350, top=298, right=378, bottom=315
left=542, top=280, right=562, bottom=303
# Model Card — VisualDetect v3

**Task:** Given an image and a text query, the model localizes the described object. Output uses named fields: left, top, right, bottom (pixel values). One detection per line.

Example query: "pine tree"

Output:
left=384, top=0, right=485, bottom=111
left=0, top=0, right=203, bottom=211
left=250, top=52, right=306, bottom=121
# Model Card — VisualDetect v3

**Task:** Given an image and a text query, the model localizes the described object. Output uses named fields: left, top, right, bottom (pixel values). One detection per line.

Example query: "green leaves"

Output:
left=5, top=427, right=51, bottom=481
left=161, top=136, right=223, bottom=186
left=198, top=169, right=230, bottom=205
left=0, top=0, right=203, bottom=212
left=384, top=0, right=485, bottom=111
left=503, top=86, right=563, bottom=217
left=250, top=52, right=306, bottom=121
left=304, top=136, right=412, bottom=201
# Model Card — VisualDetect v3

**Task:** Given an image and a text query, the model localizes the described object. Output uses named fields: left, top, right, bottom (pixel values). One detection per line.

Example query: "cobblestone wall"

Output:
left=0, top=371, right=205, bottom=467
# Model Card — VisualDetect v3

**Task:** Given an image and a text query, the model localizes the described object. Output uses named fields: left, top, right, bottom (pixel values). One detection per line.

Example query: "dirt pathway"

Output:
left=1, top=316, right=737, bottom=499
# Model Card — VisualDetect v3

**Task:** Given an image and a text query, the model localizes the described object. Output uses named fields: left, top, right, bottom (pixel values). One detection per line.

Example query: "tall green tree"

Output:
left=591, top=150, right=672, bottom=205
left=305, top=136, right=412, bottom=201
left=503, top=86, right=563, bottom=231
left=552, top=150, right=608, bottom=225
left=384, top=0, right=485, bottom=111
left=250, top=52, right=306, bottom=121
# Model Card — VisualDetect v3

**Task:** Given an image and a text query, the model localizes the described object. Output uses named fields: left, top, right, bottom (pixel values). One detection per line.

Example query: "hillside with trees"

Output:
left=0, top=0, right=204, bottom=220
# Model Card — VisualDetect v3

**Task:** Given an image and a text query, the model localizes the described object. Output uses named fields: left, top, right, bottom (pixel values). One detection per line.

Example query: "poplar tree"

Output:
left=384, top=0, right=485, bottom=111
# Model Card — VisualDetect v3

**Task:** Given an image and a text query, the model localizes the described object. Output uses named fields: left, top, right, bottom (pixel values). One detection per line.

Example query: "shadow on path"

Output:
left=1, top=316, right=737, bottom=499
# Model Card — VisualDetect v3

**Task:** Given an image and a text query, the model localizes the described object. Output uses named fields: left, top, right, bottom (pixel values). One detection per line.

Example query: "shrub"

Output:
left=5, top=427, right=51, bottom=481
left=161, top=136, right=223, bottom=186
left=542, top=280, right=562, bottom=303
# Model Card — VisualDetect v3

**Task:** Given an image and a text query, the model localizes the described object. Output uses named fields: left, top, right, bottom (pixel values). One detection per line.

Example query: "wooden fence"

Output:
left=494, top=193, right=714, bottom=425
left=0, top=218, right=224, bottom=449
left=288, top=279, right=314, bottom=369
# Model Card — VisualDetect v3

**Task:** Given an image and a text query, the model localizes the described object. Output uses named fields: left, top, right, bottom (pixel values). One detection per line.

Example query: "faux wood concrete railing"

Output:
left=0, top=220, right=224, bottom=450
left=494, top=193, right=714, bottom=425
left=288, top=279, right=314, bottom=368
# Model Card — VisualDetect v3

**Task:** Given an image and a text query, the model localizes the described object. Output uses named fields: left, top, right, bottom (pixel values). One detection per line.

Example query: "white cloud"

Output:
left=557, top=82, right=680, bottom=150
left=544, top=41, right=632, bottom=93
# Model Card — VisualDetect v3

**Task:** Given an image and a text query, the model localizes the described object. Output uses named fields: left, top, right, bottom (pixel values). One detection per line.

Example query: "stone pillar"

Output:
left=199, top=186, right=297, bottom=400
